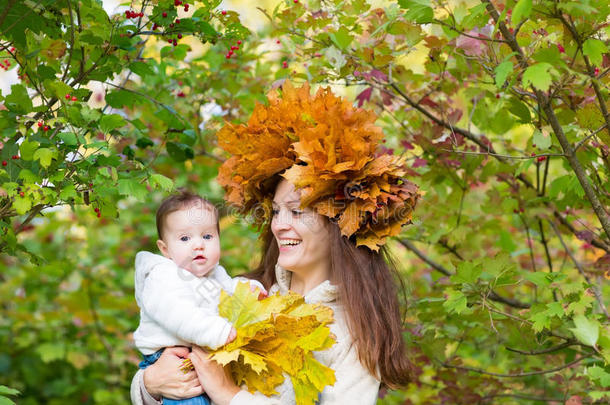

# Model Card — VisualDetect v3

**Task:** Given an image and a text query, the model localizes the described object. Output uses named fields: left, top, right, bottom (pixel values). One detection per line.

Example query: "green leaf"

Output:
left=330, top=26, right=353, bottom=50
left=495, top=61, right=513, bottom=87
left=166, top=142, right=194, bottom=162
left=129, top=61, right=155, bottom=77
left=451, top=261, right=482, bottom=284
left=512, top=0, right=532, bottom=26
left=4, top=84, right=33, bottom=113
left=0, top=386, right=19, bottom=396
left=105, top=90, right=141, bottom=108
left=524, top=271, right=552, bottom=287
left=35, top=342, right=65, bottom=363
left=0, top=397, right=16, bottom=405
left=58, top=132, right=78, bottom=146
left=569, top=315, right=600, bottom=347
left=508, top=97, right=531, bottom=123
left=117, top=178, right=148, bottom=201
left=588, top=365, right=610, bottom=388
left=398, top=0, right=434, bottom=23
left=529, top=310, right=551, bottom=332
left=443, top=289, right=468, bottom=314
left=533, top=129, right=552, bottom=149
left=19, top=139, right=40, bottom=161
left=33, top=148, right=56, bottom=168
left=582, top=38, right=608, bottom=67
left=522, top=63, right=553, bottom=91
left=149, top=174, right=174, bottom=191
left=13, top=196, right=31, bottom=215
left=99, top=114, right=127, bottom=133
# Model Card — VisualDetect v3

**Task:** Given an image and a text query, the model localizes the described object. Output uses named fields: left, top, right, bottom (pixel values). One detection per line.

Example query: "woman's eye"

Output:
left=271, top=209, right=279, bottom=216
left=180, top=236, right=189, bottom=242
left=203, top=234, right=213, bottom=240
left=291, top=210, right=303, bottom=216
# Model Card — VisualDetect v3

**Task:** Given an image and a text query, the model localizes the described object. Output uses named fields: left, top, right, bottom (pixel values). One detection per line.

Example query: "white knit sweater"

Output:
left=130, top=264, right=380, bottom=405
left=134, top=251, right=263, bottom=354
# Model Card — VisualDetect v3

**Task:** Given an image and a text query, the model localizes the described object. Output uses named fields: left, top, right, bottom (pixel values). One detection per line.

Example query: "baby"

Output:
left=133, top=190, right=265, bottom=405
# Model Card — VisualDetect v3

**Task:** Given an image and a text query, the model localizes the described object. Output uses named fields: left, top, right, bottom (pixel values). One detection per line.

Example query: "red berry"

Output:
left=37, top=121, right=43, bottom=127
left=537, top=156, right=547, bottom=162
left=152, top=23, right=158, bottom=30
left=532, top=144, right=536, bottom=147
left=168, top=38, right=173, bottom=43
left=174, top=0, right=182, bottom=5
left=177, top=91, right=185, bottom=97
left=228, top=50, right=234, bottom=56
left=88, top=183, right=93, bottom=187
left=531, top=152, right=536, bottom=156
left=177, top=33, right=182, bottom=39
left=19, top=192, right=24, bottom=197
left=175, top=19, right=180, bottom=24
left=65, top=94, right=71, bottom=100
left=162, top=11, right=168, bottom=17
left=237, top=40, right=242, bottom=45
left=282, top=61, right=288, bottom=68
left=173, top=39, right=177, bottom=46
left=294, top=0, right=298, bottom=3
left=557, top=43, right=565, bottom=53
left=276, top=39, right=280, bottom=44
left=97, top=212, right=101, bottom=218
left=184, top=5, right=189, bottom=11
left=221, top=10, right=227, bottom=15
left=594, top=67, right=600, bottom=76
left=1, top=161, right=6, bottom=166
left=94, top=207, right=100, bottom=213
left=10, top=47, right=15, bottom=52
left=43, top=125, right=50, bottom=132
left=139, top=12, right=144, bottom=17
left=495, top=94, right=500, bottom=98
left=169, top=23, right=174, bottom=28
left=225, top=54, right=231, bottom=59
left=12, top=155, right=17, bottom=159
left=71, top=96, right=77, bottom=101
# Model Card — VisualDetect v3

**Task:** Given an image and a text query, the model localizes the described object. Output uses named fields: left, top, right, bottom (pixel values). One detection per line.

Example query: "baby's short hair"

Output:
left=156, top=190, right=219, bottom=240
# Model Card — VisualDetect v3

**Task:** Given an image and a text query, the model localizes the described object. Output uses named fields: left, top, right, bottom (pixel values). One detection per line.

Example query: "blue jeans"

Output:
left=139, top=349, right=211, bottom=405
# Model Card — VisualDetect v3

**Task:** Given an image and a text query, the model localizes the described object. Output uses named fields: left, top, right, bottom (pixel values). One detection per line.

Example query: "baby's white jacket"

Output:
left=133, top=251, right=262, bottom=355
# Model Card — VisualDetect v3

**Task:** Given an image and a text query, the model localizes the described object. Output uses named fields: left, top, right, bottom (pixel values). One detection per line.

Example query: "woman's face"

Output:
left=270, top=179, right=331, bottom=278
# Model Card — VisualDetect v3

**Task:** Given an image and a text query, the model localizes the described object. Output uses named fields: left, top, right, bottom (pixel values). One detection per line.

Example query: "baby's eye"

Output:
left=291, top=210, right=303, bottom=216
left=203, top=234, right=213, bottom=240
left=180, top=236, right=190, bottom=242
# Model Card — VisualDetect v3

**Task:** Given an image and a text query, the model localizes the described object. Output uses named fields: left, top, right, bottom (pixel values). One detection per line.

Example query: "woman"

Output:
left=131, top=82, right=419, bottom=405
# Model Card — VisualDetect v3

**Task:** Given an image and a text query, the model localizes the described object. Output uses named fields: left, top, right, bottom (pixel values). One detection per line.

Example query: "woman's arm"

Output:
left=130, top=347, right=204, bottom=405
left=188, top=346, right=281, bottom=405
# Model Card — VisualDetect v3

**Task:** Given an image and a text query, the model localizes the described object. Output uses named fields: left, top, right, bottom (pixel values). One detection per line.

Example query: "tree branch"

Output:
left=441, top=355, right=590, bottom=377
left=505, top=340, right=579, bottom=356
left=483, top=0, right=610, bottom=245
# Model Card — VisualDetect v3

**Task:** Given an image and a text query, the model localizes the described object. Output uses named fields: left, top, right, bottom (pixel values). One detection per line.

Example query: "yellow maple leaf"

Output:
left=209, top=282, right=337, bottom=404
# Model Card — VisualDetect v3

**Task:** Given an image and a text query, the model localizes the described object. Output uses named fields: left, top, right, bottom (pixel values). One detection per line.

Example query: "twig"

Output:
left=505, top=340, right=578, bottom=356
left=441, top=355, right=590, bottom=377
left=573, top=123, right=608, bottom=151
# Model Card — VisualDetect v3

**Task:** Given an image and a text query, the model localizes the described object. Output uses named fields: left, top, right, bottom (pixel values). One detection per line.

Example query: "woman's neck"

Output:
left=288, top=265, right=331, bottom=296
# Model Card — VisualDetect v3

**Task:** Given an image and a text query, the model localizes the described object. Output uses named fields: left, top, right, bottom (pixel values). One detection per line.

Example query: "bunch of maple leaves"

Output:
left=217, top=81, right=420, bottom=251
left=182, top=282, right=336, bottom=405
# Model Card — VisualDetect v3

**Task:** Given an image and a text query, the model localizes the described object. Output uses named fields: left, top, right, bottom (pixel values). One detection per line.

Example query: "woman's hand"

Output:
left=143, top=346, right=204, bottom=400
left=189, top=346, right=241, bottom=405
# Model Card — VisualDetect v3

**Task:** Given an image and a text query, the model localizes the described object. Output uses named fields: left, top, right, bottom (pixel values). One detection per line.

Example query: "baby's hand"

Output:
left=226, top=327, right=237, bottom=344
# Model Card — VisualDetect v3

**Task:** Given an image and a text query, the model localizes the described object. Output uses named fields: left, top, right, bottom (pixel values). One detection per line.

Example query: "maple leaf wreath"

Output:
left=217, top=81, right=420, bottom=251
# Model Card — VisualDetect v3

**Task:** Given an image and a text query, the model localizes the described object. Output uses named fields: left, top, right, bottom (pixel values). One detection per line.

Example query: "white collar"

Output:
left=274, top=264, right=338, bottom=304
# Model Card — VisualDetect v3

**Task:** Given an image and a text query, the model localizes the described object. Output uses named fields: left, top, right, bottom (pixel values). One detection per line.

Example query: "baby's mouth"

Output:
left=193, top=255, right=206, bottom=261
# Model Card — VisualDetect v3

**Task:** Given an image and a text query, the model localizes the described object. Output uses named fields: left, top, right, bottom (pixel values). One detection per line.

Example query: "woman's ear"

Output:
left=156, top=239, right=171, bottom=258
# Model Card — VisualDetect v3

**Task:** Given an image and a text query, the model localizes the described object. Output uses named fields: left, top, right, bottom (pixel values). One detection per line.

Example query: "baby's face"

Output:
left=157, top=204, right=220, bottom=277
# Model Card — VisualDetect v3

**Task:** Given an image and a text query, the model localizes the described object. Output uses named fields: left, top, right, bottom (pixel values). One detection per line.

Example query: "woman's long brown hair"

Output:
left=247, top=220, right=413, bottom=389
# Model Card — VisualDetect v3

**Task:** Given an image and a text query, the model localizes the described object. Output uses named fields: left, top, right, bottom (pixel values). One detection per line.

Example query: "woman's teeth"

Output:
left=279, top=239, right=301, bottom=246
